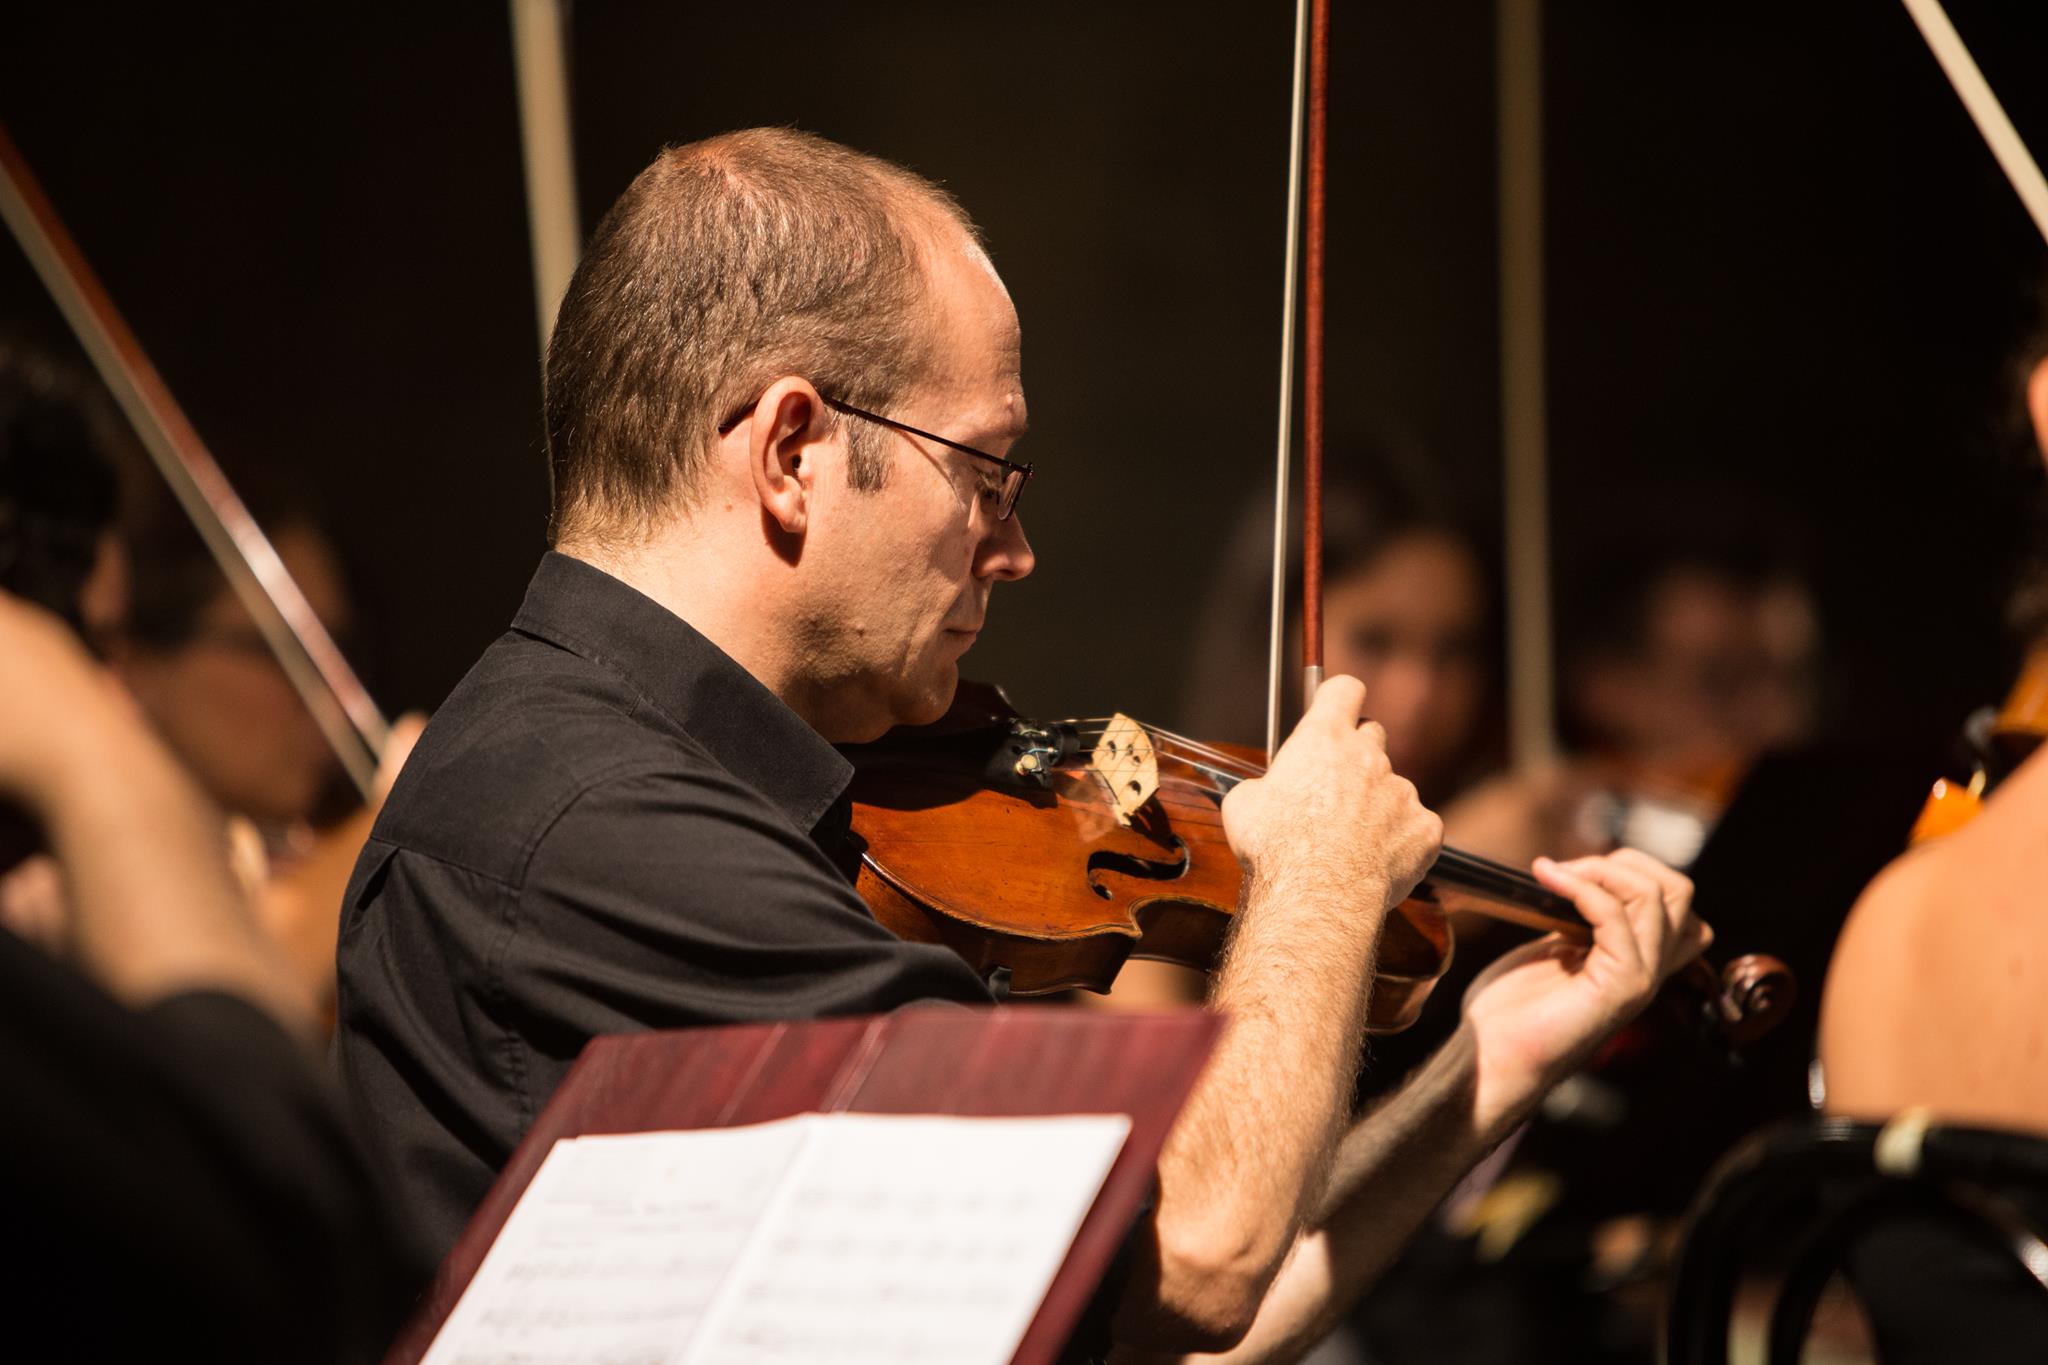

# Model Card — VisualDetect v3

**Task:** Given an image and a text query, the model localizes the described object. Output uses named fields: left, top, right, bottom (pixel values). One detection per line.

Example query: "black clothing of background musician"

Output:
left=0, top=926, right=427, bottom=1364
left=334, top=552, right=993, bottom=1256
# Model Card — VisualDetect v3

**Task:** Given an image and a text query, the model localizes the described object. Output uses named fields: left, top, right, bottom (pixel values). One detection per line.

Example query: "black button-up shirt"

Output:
left=333, top=552, right=992, bottom=1254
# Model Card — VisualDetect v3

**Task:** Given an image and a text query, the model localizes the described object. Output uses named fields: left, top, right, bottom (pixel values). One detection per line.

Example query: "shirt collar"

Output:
left=510, top=551, right=853, bottom=833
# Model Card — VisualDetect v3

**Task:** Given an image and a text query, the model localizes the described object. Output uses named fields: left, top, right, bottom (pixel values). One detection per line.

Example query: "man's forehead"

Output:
left=917, top=216, right=1026, bottom=430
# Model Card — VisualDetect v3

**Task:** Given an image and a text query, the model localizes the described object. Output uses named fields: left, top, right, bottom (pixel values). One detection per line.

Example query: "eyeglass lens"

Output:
left=998, top=468, right=1027, bottom=521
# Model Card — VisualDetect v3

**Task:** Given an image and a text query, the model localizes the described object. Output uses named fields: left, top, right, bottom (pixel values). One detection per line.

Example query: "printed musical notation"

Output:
left=421, top=1111, right=1131, bottom=1365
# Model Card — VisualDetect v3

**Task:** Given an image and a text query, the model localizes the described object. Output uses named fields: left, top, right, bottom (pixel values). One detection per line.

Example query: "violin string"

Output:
left=1149, top=727, right=1266, bottom=777
left=1049, top=747, right=1248, bottom=791
left=1064, top=719, right=1266, bottom=779
left=1061, top=718, right=1250, bottom=768
left=1053, top=717, right=1264, bottom=785
left=1059, top=719, right=1264, bottom=779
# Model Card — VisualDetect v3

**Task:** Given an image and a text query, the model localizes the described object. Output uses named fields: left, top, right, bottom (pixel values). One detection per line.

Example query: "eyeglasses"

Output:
left=717, top=392, right=1033, bottom=522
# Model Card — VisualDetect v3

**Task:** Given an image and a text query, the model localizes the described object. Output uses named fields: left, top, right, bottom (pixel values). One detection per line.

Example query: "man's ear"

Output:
left=743, top=377, right=830, bottom=536
left=2028, top=355, right=2048, bottom=472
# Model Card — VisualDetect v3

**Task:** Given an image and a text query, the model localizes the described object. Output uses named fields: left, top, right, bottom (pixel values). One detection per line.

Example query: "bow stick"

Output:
left=1265, top=0, right=1331, bottom=757
left=1900, top=0, right=2048, bottom=249
left=0, top=123, right=391, bottom=799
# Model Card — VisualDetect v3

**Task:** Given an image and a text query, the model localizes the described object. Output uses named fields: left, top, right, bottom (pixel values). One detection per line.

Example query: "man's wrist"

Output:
left=1447, top=1018, right=1554, bottom=1142
left=1241, top=861, right=1394, bottom=937
left=1250, top=896, right=1387, bottom=975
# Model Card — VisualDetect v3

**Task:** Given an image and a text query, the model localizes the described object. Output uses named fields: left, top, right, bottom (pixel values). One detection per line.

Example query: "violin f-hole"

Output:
left=1086, top=836, right=1191, bottom=900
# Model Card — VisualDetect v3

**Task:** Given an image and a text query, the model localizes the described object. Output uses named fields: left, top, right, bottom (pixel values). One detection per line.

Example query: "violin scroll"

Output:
left=1677, top=952, right=1796, bottom=1048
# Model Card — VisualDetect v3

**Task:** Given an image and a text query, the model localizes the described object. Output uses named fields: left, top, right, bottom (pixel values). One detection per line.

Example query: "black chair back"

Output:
left=1666, top=1114, right=2048, bottom=1365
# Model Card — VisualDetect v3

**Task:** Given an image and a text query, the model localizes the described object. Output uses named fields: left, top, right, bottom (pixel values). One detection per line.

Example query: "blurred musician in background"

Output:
left=1447, top=495, right=1820, bottom=873
left=0, top=338, right=419, bottom=1018
left=1822, top=323, right=2048, bottom=1132
left=1818, top=319, right=2048, bottom=1363
left=113, top=481, right=359, bottom=829
left=1184, top=463, right=1501, bottom=810
left=105, top=480, right=421, bottom=1014
left=1180, top=469, right=1821, bottom=879
left=1103, top=466, right=1503, bottom=1013
left=1166, top=474, right=1825, bottom=1362
left=0, top=586, right=428, bottom=1362
left=0, top=355, right=430, bottom=1356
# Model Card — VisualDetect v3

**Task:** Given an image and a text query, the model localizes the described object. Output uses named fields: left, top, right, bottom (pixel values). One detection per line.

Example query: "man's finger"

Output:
left=1533, top=855, right=1647, bottom=981
left=1604, top=848, right=1703, bottom=972
left=1559, top=855, right=1673, bottom=956
left=1608, top=847, right=1694, bottom=914
left=1304, top=674, right=1368, bottom=730
left=1556, top=854, right=1663, bottom=912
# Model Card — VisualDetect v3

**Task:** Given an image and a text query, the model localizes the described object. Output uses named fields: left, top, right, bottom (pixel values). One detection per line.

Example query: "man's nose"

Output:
left=977, top=511, right=1035, bottom=581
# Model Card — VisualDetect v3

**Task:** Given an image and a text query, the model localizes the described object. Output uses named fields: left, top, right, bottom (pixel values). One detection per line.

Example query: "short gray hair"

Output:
left=544, top=127, right=977, bottom=544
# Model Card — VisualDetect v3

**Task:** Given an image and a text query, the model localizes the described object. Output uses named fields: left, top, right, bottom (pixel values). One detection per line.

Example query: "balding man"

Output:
left=335, top=128, right=1705, bottom=1359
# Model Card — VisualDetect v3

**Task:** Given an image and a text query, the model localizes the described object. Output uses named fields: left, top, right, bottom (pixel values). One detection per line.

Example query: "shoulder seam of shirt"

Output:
left=512, top=617, right=703, bottom=744
left=483, top=743, right=837, bottom=1081
left=375, top=721, right=728, bottom=889
left=507, top=750, right=719, bottom=889
left=486, top=748, right=708, bottom=1136
left=521, top=615, right=842, bottom=808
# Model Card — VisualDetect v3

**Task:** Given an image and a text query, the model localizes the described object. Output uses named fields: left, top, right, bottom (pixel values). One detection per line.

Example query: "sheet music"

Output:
left=422, top=1112, right=1131, bottom=1365
left=683, top=1113, right=1131, bottom=1364
left=420, top=1125, right=806, bottom=1365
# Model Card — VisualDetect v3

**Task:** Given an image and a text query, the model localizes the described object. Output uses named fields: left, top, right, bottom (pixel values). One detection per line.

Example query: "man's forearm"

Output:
left=1162, top=847, right=1705, bottom=1363
left=1112, top=867, right=1389, bottom=1350
left=1312, top=1024, right=1507, bottom=1256
left=1177, top=1025, right=1517, bottom=1364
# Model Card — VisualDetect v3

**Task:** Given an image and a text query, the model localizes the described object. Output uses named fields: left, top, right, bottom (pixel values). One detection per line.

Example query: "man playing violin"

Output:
left=334, top=127, right=1709, bottom=1358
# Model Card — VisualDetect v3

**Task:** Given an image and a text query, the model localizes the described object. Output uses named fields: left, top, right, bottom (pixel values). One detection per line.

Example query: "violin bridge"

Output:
left=1089, top=714, right=1159, bottom=827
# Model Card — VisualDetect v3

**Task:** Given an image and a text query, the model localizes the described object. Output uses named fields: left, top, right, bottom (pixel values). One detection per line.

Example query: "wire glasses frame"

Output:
left=717, top=392, right=1033, bottom=522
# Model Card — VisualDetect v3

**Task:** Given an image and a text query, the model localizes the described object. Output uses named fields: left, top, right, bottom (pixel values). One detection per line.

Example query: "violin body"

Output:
left=850, top=684, right=1550, bottom=1032
left=847, top=684, right=1243, bottom=997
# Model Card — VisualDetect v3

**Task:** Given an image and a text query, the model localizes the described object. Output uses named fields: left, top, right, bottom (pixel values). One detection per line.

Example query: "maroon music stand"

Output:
left=385, top=1006, right=1220, bottom=1365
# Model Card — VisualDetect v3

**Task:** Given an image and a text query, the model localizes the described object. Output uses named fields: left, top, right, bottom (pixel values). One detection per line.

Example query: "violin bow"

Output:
left=0, top=123, right=391, bottom=799
left=1900, top=0, right=2048, bottom=249
left=509, top=0, right=581, bottom=359
left=1265, top=0, right=1330, bottom=757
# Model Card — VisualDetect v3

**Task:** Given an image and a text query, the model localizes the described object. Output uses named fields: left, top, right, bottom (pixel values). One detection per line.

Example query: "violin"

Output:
left=845, top=682, right=1795, bottom=1044
left=1909, top=644, right=2048, bottom=842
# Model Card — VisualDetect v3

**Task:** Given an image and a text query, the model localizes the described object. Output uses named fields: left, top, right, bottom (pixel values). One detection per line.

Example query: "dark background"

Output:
left=3, top=1, right=2044, bottom=753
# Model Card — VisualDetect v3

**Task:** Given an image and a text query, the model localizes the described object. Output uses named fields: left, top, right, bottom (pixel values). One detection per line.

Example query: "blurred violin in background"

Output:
left=1909, top=644, right=2048, bottom=841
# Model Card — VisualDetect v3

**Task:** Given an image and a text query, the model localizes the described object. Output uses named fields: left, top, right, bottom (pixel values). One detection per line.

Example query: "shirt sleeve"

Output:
left=500, top=764, right=992, bottom=1047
